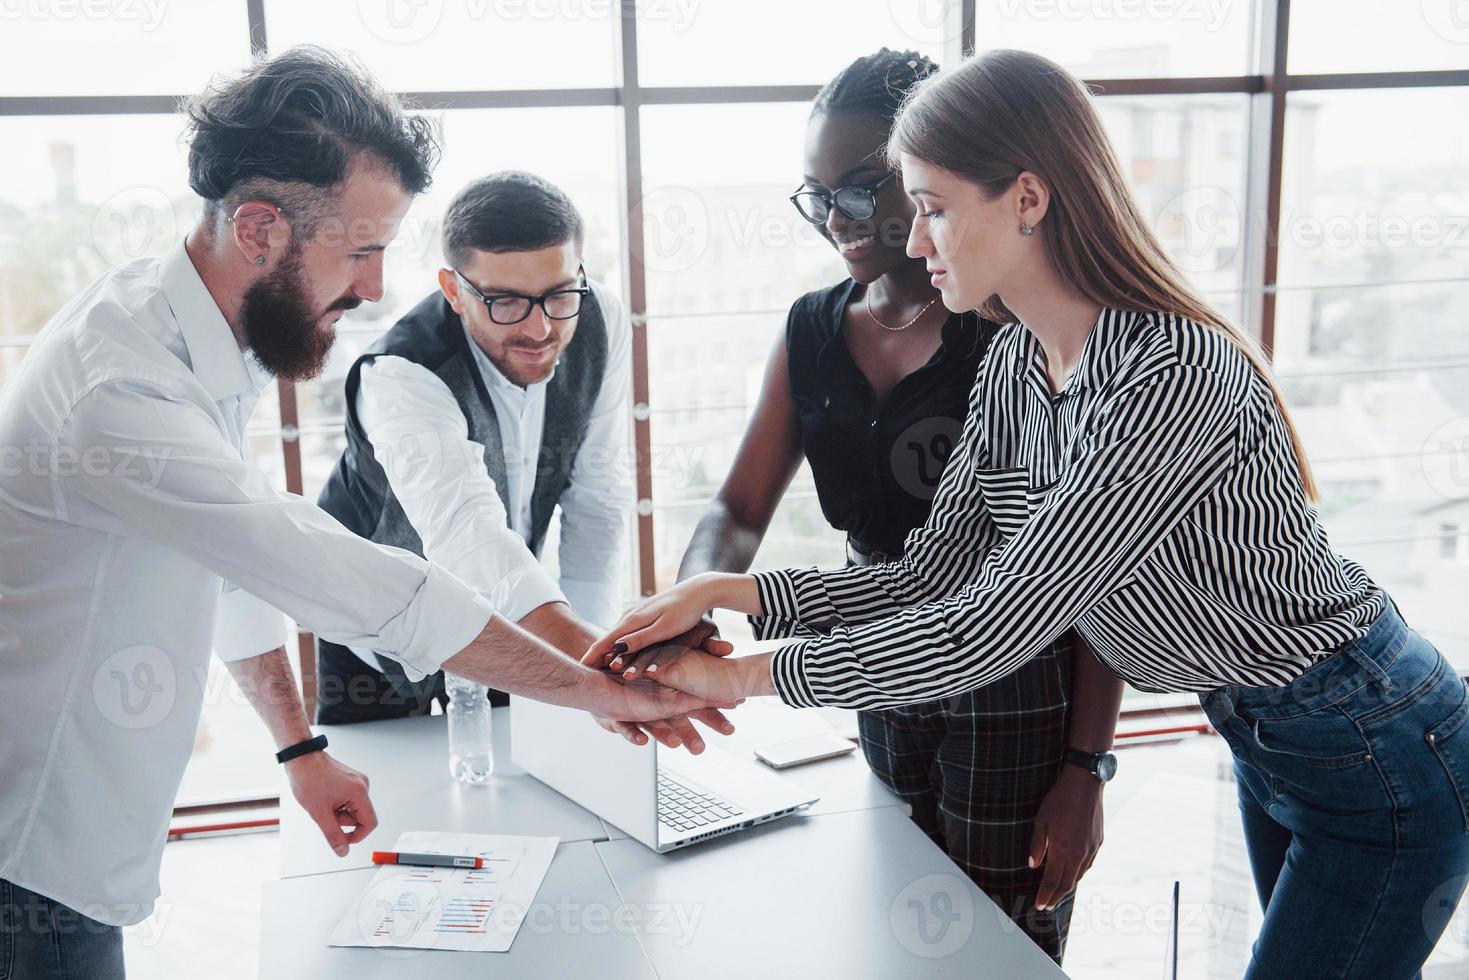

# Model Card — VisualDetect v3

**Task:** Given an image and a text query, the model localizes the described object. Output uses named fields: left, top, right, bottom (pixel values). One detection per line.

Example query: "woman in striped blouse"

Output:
left=590, top=49, right=1469, bottom=977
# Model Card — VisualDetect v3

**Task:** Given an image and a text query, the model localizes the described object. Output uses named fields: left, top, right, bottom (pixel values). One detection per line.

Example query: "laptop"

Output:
left=510, top=695, right=819, bottom=852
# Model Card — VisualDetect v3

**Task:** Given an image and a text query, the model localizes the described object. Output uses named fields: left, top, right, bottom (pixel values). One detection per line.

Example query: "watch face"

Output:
left=1097, top=753, right=1118, bottom=782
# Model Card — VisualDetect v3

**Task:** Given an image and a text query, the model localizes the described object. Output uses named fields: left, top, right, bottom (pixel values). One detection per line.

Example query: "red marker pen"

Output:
left=371, top=850, right=484, bottom=869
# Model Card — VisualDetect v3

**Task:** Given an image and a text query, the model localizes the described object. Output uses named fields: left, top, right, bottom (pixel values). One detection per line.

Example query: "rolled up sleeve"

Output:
left=56, top=377, right=493, bottom=681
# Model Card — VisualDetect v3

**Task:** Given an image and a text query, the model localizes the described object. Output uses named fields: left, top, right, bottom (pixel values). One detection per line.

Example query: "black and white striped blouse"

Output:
left=755, top=307, right=1387, bottom=709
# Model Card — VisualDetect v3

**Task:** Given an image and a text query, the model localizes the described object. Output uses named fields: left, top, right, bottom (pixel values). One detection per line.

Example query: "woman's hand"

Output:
left=613, top=616, right=731, bottom=679
left=586, top=574, right=752, bottom=668
left=1028, top=765, right=1105, bottom=911
left=652, top=650, right=777, bottom=703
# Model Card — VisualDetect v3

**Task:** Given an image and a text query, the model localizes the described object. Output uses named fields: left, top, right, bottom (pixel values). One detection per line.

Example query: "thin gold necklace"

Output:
left=866, top=288, right=940, bottom=332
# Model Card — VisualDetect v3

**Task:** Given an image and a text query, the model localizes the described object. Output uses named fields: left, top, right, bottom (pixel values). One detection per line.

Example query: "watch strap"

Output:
left=276, top=733, right=328, bottom=764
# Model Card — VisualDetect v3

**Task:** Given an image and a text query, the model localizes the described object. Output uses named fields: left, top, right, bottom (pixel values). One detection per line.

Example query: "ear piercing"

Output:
left=255, top=256, right=266, bottom=266
left=1020, top=223, right=1035, bottom=237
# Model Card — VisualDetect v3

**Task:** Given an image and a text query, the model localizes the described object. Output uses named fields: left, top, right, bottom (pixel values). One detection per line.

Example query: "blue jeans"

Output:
left=1200, top=602, right=1469, bottom=979
left=0, top=878, right=124, bottom=980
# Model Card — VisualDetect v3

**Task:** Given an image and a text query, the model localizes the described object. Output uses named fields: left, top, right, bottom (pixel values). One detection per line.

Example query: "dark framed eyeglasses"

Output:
left=789, top=171, right=898, bottom=224
left=454, top=266, right=591, bottom=325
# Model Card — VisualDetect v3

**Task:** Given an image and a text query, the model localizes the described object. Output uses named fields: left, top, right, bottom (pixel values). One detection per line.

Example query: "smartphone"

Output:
left=753, top=732, right=858, bottom=770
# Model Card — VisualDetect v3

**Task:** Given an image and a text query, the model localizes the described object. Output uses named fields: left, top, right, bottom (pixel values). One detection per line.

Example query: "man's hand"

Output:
left=1028, top=765, right=1105, bottom=911
left=575, top=617, right=734, bottom=758
left=285, top=751, right=377, bottom=858
left=585, top=669, right=746, bottom=726
left=588, top=708, right=734, bottom=755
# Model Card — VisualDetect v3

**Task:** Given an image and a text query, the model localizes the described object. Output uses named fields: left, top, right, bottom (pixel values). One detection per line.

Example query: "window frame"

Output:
left=5, top=0, right=1469, bottom=800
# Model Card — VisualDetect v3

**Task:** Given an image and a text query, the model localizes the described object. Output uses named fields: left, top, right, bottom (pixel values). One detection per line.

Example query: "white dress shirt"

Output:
left=352, top=280, right=632, bottom=654
left=0, top=242, right=494, bottom=925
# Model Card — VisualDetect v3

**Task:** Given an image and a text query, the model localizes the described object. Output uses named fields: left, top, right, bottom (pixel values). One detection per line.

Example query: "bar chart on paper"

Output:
left=328, top=832, right=558, bottom=953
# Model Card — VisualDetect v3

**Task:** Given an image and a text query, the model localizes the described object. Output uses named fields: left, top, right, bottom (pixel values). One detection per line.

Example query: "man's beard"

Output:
left=488, top=336, right=563, bottom=388
left=238, top=248, right=359, bottom=382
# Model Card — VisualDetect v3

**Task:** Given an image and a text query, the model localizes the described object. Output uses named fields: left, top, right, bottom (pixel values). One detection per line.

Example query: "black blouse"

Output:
left=785, top=279, right=1000, bottom=557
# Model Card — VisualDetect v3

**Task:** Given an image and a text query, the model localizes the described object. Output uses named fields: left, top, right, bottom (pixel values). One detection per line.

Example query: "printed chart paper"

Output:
left=328, top=831, right=559, bottom=953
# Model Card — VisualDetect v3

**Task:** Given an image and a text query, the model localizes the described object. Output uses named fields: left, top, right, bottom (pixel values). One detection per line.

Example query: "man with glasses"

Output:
left=315, top=172, right=732, bottom=751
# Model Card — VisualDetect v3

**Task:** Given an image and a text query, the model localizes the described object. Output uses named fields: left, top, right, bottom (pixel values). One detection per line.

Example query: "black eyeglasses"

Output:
left=455, top=266, right=591, bottom=325
left=789, top=171, right=898, bottom=224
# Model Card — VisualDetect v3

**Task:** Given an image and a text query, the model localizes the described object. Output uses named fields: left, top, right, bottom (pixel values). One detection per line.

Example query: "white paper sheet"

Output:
left=328, top=831, right=559, bottom=953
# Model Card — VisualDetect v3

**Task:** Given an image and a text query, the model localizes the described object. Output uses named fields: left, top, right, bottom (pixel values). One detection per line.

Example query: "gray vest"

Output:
left=317, top=288, right=609, bottom=700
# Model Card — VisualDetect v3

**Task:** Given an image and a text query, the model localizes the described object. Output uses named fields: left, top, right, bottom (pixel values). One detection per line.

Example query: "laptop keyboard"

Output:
left=657, top=771, right=744, bottom=834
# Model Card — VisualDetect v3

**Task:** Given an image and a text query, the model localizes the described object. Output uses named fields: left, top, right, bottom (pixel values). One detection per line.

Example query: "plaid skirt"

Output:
left=857, top=633, right=1075, bottom=963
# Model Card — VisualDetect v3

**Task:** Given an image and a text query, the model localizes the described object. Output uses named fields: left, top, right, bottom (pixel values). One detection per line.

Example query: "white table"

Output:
left=267, top=703, right=1069, bottom=978
left=597, top=806, right=1068, bottom=979
left=279, top=710, right=606, bottom=877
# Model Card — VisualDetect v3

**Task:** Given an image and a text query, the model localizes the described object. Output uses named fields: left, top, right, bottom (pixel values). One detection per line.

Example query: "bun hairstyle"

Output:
left=812, top=48, right=941, bottom=127
left=887, top=49, right=1319, bottom=500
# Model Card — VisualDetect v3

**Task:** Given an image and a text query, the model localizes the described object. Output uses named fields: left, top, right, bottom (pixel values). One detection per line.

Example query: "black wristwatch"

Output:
left=1063, top=747, right=1118, bottom=783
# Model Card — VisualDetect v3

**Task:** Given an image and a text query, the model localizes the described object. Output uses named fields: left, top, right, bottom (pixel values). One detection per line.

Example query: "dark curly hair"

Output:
left=811, top=47, right=941, bottom=126
left=182, top=45, right=441, bottom=237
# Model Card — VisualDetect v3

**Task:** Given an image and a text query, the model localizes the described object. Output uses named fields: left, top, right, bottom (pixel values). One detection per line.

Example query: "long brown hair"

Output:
left=887, top=49, right=1317, bottom=500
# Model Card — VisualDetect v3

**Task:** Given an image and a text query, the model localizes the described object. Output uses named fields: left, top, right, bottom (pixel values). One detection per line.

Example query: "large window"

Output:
left=1274, top=85, right=1469, bottom=666
left=5, top=1, right=1469, bottom=804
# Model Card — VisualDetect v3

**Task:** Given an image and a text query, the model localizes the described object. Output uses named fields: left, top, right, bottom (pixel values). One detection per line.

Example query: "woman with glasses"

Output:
left=609, top=49, right=1123, bottom=964
left=594, top=50, right=1469, bottom=977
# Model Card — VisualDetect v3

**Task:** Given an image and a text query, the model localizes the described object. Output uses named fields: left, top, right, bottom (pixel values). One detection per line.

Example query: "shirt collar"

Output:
left=1013, top=307, right=1139, bottom=394
left=160, top=241, right=269, bottom=402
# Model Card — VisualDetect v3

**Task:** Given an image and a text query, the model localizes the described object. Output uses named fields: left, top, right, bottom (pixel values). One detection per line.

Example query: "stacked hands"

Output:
left=579, top=573, right=775, bottom=756
left=574, top=574, right=1105, bottom=912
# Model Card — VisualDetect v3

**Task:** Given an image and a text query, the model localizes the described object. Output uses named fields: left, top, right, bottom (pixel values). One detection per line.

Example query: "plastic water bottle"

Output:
left=446, top=672, right=493, bottom=784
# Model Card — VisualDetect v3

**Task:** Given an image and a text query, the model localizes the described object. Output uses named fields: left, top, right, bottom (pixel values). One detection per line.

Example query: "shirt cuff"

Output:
left=559, top=576, right=622, bottom=629
left=747, top=568, right=834, bottom=638
left=749, top=614, right=818, bottom=641
left=493, top=561, right=569, bottom=625
left=212, top=586, right=289, bottom=662
left=770, top=640, right=825, bottom=708
left=372, top=563, right=496, bottom=682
